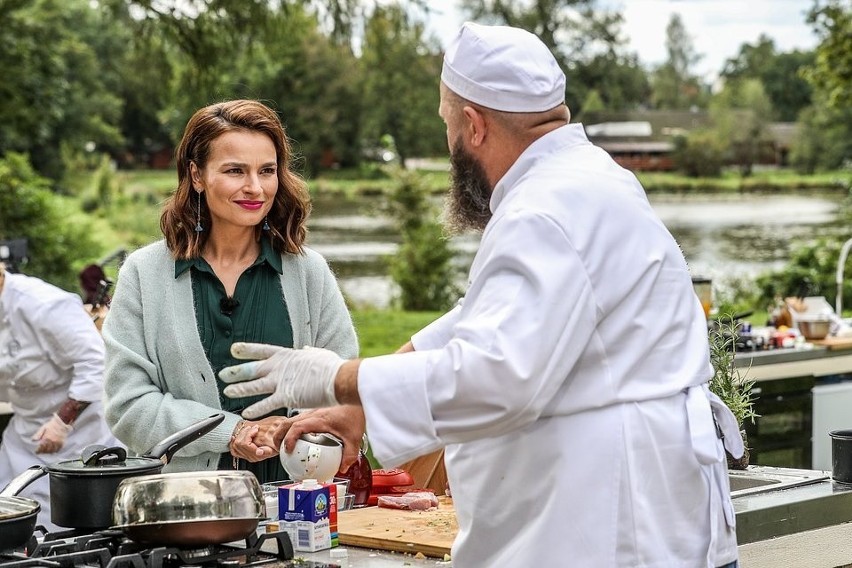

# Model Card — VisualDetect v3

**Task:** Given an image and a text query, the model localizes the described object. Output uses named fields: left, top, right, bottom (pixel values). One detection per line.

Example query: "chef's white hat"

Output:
left=441, top=22, right=566, bottom=113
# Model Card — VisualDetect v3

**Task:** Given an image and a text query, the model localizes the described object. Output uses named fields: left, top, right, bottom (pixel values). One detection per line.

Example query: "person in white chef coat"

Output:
left=0, top=264, right=118, bottom=531
left=219, top=22, right=743, bottom=568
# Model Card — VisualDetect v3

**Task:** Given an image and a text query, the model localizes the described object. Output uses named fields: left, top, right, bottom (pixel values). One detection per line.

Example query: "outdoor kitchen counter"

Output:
left=252, top=473, right=852, bottom=568
left=256, top=534, right=449, bottom=567
left=280, top=546, right=448, bottom=567
left=734, top=342, right=852, bottom=381
left=267, top=482, right=852, bottom=568
left=734, top=477, right=852, bottom=568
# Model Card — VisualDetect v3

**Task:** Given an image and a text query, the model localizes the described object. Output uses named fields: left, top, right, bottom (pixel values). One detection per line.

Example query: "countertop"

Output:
left=270, top=470, right=852, bottom=567
left=733, top=474, right=852, bottom=544
left=734, top=342, right=852, bottom=381
left=256, top=530, right=450, bottom=567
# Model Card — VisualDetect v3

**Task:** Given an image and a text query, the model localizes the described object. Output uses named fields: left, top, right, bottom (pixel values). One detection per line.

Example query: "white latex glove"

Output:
left=32, top=413, right=73, bottom=454
left=220, top=343, right=345, bottom=418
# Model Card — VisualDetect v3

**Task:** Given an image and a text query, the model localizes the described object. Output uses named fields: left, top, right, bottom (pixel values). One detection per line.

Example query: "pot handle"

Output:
left=143, top=413, right=225, bottom=463
left=82, top=445, right=128, bottom=467
left=0, top=465, right=48, bottom=498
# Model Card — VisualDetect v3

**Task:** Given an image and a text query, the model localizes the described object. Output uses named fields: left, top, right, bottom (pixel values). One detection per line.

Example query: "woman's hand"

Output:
left=228, top=416, right=285, bottom=462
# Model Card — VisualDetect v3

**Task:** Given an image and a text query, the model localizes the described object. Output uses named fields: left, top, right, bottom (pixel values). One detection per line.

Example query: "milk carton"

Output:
left=278, top=479, right=338, bottom=552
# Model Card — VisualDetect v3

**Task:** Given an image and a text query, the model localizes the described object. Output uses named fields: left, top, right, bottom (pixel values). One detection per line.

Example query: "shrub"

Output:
left=0, top=153, right=103, bottom=292
left=673, top=131, right=725, bottom=177
left=383, top=171, right=461, bottom=311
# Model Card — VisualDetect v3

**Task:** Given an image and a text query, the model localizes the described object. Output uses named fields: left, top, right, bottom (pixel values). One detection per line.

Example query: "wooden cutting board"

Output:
left=337, top=496, right=457, bottom=558
left=811, top=337, right=852, bottom=350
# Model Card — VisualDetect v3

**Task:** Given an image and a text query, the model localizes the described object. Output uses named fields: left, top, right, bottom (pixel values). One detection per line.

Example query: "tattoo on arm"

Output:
left=57, top=398, right=91, bottom=425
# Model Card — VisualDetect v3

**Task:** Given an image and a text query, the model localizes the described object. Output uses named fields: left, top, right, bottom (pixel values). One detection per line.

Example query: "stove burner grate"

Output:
left=0, top=529, right=338, bottom=568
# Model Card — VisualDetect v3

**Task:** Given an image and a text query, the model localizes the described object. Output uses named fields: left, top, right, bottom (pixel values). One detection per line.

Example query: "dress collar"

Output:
left=174, top=236, right=283, bottom=278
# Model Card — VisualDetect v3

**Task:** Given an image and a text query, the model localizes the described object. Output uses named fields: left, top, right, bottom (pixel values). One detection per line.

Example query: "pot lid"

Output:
left=0, top=496, right=39, bottom=520
left=48, top=446, right=162, bottom=475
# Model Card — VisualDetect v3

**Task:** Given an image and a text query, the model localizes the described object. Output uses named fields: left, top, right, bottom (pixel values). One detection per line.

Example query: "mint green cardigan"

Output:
left=102, top=240, right=358, bottom=472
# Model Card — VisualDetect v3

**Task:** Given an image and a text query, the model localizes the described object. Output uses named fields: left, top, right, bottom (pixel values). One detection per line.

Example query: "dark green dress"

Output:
left=175, top=237, right=292, bottom=483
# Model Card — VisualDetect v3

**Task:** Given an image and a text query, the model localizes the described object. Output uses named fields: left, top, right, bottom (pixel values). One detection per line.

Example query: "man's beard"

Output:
left=444, top=136, right=493, bottom=235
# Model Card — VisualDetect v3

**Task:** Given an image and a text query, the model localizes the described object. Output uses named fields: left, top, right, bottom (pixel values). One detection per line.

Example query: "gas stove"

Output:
left=0, top=527, right=339, bottom=568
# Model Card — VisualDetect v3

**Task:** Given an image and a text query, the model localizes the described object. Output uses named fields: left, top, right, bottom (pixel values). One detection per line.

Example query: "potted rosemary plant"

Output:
left=708, top=316, right=759, bottom=470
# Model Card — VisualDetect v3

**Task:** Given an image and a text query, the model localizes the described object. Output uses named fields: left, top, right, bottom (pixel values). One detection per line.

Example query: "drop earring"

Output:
left=194, top=190, right=204, bottom=233
left=262, top=216, right=270, bottom=231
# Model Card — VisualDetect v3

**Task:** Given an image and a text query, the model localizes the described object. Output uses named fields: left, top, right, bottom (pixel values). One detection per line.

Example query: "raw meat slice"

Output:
left=377, top=491, right=439, bottom=511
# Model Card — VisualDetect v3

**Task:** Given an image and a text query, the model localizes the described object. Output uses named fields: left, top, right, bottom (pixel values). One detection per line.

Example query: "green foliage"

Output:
left=708, top=316, right=758, bottom=430
left=720, top=35, right=814, bottom=121
left=579, top=89, right=606, bottom=114
left=0, top=153, right=103, bottom=292
left=791, top=102, right=852, bottom=173
left=360, top=4, right=446, bottom=166
left=651, top=13, right=706, bottom=110
left=672, top=131, right=725, bottom=177
left=804, top=0, right=852, bottom=112
left=0, top=0, right=123, bottom=180
left=754, top=235, right=852, bottom=314
left=709, top=79, right=776, bottom=176
left=383, top=171, right=461, bottom=311
left=713, top=275, right=764, bottom=319
left=95, top=155, right=116, bottom=208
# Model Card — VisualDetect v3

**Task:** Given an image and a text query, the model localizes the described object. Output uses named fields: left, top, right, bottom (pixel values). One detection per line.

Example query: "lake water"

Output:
left=306, top=192, right=845, bottom=309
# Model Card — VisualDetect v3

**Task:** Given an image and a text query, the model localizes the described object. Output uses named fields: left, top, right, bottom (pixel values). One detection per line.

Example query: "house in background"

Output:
left=581, top=110, right=796, bottom=171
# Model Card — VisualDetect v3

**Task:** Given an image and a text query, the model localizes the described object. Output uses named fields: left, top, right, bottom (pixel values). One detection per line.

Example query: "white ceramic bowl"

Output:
left=279, top=433, right=343, bottom=483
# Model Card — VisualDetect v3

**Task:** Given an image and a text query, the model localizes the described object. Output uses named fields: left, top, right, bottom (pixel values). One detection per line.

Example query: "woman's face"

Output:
left=191, top=130, right=278, bottom=232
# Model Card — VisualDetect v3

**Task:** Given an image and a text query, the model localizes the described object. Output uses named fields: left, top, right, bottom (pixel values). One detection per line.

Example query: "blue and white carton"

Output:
left=278, top=479, right=338, bottom=552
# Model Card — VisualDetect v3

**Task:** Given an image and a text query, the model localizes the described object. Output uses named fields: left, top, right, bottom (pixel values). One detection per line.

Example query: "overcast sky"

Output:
left=423, top=0, right=819, bottom=81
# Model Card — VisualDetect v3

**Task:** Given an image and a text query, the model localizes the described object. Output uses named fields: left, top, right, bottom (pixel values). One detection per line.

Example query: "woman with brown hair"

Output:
left=102, top=99, right=357, bottom=483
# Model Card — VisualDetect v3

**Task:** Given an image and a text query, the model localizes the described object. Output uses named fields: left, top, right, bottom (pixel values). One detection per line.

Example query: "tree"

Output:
left=0, top=153, right=102, bottom=292
left=99, top=1, right=176, bottom=168
left=721, top=35, right=814, bottom=122
left=0, top=0, right=123, bottom=181
left=791, top=102, right=852, bottom=172
left=710, top=79, right=775, bottom=176
left=790, top=0, right=852, bottom=172
left=803, top=0, right=851, bottom=112
left=360, top=3, right=446, bottom=166
left=383, top=171, right=461, bottom=311
left=651, top=13, right=705, bottom=110
left=242, top=7, right=364, bottom=174
left=579, top=89, right=606, bottom=115
left=672, top=131, right=725, bottom=177
left=116, top=1, right=366, bottom=174
left=572, top=51, right=651, bottom=111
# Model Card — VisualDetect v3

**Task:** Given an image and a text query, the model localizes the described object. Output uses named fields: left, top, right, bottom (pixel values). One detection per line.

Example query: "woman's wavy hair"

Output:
left=161, top=99, right=311, bottom=259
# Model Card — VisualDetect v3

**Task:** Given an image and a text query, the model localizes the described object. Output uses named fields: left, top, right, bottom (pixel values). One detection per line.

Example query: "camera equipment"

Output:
left=0, top=238, right=28, bottom=273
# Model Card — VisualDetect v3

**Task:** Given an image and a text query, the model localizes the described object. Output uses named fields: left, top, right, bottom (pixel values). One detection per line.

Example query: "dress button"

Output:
left=225, top=330, right=231, bottom=337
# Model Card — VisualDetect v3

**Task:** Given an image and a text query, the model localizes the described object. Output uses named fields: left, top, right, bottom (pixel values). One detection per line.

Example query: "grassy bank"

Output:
left=638, top=168, right=850, bottom=194
left=351, top=310, right=442, bottom=357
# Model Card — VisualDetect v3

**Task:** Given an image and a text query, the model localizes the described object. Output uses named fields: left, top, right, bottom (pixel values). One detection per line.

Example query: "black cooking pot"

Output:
left=0, top=490, right=39, bottom=552
left=7, top=413, right=224, bottom=529
left=830, top=429, right=852, bottom=485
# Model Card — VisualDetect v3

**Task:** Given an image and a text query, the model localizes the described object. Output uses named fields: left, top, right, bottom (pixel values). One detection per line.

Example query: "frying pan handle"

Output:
left=143, top=413, right=225, bottom=463
left=0, top=465, right=48, bottom=498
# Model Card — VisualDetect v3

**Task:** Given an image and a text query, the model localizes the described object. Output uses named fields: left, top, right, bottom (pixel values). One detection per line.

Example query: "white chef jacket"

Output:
left=359, top=124, right=740, bottom=567
left=0, top=271, right=118, bottom=531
